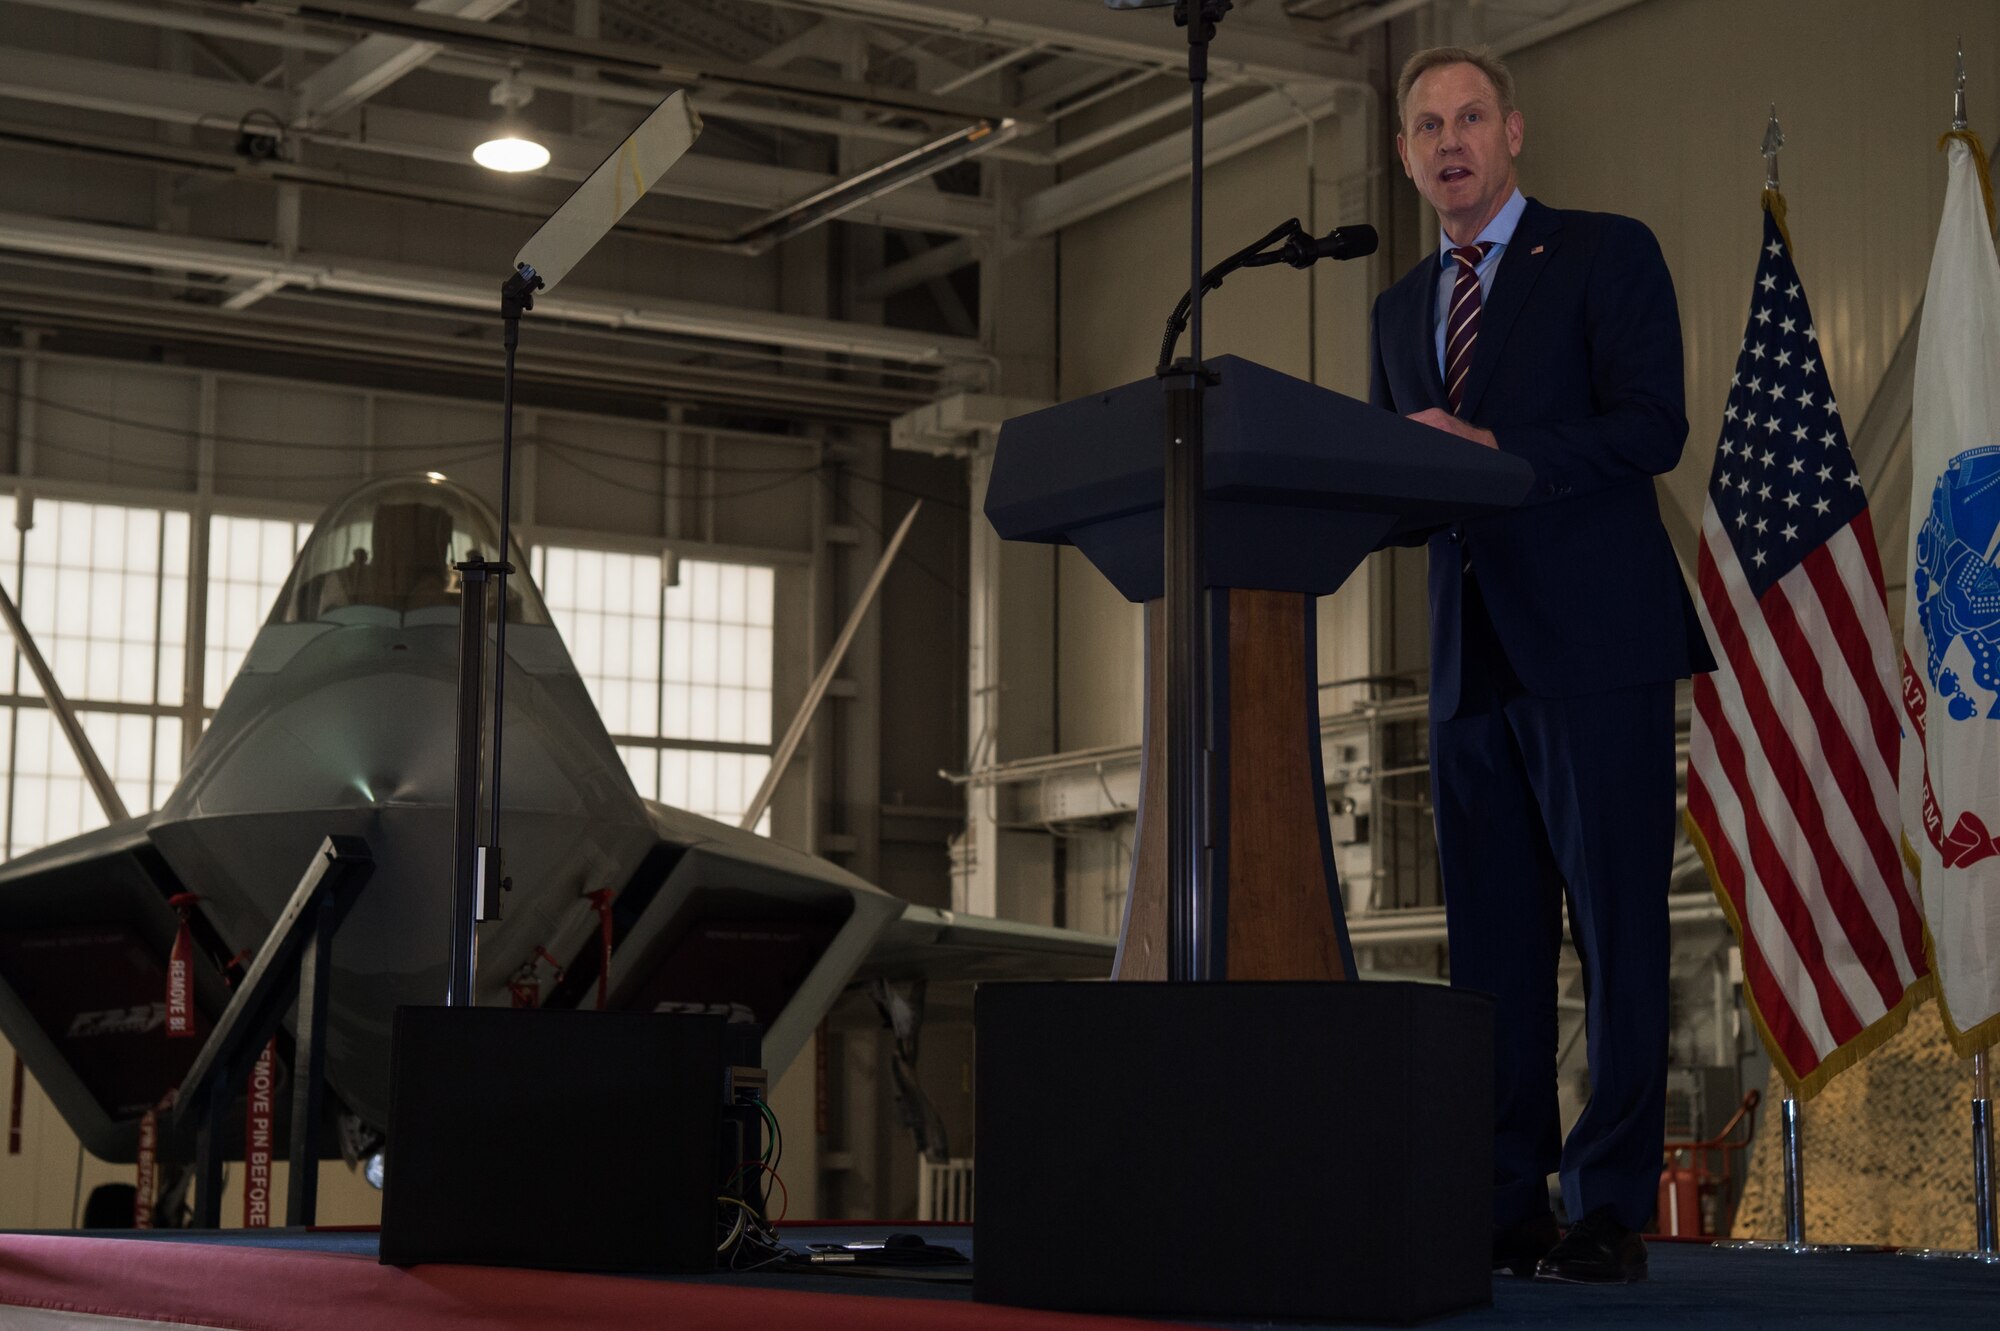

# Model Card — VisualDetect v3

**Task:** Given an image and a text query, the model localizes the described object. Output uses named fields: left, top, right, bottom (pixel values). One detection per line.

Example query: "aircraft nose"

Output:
left=193, top=671, right=460, bottom=814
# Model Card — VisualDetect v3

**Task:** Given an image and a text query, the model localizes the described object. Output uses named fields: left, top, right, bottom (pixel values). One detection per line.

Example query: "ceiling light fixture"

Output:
left=474, top=73, right=548, bottom=174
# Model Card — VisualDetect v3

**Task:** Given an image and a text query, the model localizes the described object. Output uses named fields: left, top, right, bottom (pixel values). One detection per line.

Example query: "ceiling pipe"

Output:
left=0, top=209, right=985, bottom=365
left=0, top=281, right=936, bottom=419
left=1326, top=0, right=1437, bottom=42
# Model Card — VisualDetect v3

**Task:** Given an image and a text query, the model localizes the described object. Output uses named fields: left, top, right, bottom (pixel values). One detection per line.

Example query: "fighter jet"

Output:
left=0, top=474, right=1110, bottom=1164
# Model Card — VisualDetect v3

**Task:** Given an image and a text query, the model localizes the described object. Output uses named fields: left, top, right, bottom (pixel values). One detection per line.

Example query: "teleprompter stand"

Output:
left=972, top=4, right=1537, bottom=1322
left=443, top=93, right=701, bottom=1007
left=379, top=94, right=730, bottom=1276
left=171, top=835, right=373, bottom=1227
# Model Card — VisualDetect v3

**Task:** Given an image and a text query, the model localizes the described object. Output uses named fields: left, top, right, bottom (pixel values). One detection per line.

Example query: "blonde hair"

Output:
left=1396, top=46, right=1516, bottom=128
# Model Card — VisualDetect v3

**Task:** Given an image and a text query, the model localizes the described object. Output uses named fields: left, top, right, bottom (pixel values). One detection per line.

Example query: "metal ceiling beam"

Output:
left=770, top=0, right=1371, bottom=87
left=858, top=235, right=980, bottom=300
left=0, top=50, right=994, bottom=235
left=1014, top=84, right=1343, bottom=238
left=9, top=0, right=350, bottom=52
left=0, top=209, right=986, bottom=365
left=9, top=0, right=1033, bottom=153
left=273, top=0, right=1023, bottom=124
left=293, top=0, right=519, bottom=128
left=0, top=281, right=932, bottom=419
left=1489, top=0, right=1658, bottom=54
left=0, top=116, right=743, bottom=247
left=0, top=44, right=292, bottom=126
left=340, top=103, right=994, bottom=234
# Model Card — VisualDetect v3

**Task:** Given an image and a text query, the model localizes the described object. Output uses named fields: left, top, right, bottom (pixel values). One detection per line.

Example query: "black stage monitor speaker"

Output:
left=380, top=1006, right=724, bottom=1273
left=975, top=981, right=1493, bottom=1325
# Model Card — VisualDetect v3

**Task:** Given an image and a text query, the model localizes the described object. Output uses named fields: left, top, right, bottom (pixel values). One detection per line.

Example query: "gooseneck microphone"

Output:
left=1281, top=223, right=1379, bottom=268
left=1156, top=219, right=1380, bottom=373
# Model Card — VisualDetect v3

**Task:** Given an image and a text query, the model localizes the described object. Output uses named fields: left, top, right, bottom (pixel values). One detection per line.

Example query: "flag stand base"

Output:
left=1906, top=1248, right=2000, bottom=1263
left=1715, top=1239, right=1891, bottom=1255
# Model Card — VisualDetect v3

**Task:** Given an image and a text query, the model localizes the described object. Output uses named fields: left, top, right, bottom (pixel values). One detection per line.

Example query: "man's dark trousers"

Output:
left=1431, top=575, right=1674, bottom=1232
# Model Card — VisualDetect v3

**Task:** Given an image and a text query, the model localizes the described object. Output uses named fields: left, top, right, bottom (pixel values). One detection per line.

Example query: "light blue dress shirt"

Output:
left=1433, top=187, right=1528, bottom=379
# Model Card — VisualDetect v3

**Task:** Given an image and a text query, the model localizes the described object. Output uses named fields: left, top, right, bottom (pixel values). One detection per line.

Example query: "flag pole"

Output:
left=1780, top=1088, right=1806, bottom=1248
left=1769, top=103, right=1810, bottom=1257
left=1950, top=38, right=2000, bottom=1267
left=1975, top=1050, right=1996, bottom=1256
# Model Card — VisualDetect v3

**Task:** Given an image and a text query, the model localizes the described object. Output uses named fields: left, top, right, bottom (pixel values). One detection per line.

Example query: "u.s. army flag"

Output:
left=1902, top=130, right=2000, bottom=1053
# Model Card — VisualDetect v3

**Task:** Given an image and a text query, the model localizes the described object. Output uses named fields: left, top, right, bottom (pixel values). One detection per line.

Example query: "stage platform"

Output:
left=1, top=1226, right=1996, bottom=1329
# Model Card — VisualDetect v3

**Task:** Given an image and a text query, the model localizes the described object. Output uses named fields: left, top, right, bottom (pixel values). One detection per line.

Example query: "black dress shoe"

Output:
left=1534, top=1206, right=1648, bottom=1284
left=1491, top=1211, right=1560, bottom=1277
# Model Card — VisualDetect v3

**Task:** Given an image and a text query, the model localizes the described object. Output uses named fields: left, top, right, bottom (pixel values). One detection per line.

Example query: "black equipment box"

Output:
left=974, top=981, right=1493, bottom=1325
left=380, top=1006, right=724, bottom=1273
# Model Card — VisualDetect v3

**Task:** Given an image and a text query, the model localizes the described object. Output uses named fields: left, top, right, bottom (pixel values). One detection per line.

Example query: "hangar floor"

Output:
left=1, top=1226, right=1996, bottom=1329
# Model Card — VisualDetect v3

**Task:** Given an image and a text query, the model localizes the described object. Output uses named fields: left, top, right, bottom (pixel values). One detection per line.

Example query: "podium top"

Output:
left=988, top=356, right=1533, bottom=546
left=984, top=357, right=1535, bottom=600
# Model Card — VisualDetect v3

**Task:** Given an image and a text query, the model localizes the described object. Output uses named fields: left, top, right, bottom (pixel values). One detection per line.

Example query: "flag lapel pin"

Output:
left=1531, top=245, right=1545, bottom=255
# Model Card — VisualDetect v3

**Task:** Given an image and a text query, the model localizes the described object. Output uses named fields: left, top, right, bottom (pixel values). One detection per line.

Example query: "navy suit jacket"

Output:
left=1368, top=197, right=1716, bottom=718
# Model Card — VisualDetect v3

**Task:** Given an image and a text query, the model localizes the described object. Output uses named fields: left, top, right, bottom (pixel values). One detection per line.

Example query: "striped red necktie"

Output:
left=1443, top=242, right=1495, bottom=415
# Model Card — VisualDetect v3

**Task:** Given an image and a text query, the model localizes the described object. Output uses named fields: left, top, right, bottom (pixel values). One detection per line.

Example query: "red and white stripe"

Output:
left=1688, top=503, right=1928, bottom=1085
left=1443, top=245, right=1489, bottom=414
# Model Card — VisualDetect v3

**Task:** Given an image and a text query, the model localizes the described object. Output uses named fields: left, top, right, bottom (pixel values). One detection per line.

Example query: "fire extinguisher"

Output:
left=1657, top=1154, right=1703, bottom=1237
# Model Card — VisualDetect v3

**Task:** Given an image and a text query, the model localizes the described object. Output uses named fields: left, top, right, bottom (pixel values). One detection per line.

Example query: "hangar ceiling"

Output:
left=0, top=0, right=1645, bottom=424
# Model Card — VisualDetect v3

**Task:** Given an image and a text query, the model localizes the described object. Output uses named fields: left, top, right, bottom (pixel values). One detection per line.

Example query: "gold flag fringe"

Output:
left=1684, top=811, right=1935, bottom=1102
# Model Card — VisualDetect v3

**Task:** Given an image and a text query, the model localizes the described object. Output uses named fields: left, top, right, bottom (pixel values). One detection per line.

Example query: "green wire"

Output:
left=756, top=1098, right=781, bottom=1167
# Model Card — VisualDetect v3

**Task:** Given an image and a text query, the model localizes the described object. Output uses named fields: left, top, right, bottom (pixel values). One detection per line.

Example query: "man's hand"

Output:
left=1407, top=408, right=1498, bottom=449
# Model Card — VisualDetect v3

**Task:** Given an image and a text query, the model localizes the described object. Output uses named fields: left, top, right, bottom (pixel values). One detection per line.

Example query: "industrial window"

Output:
left=205, top=515, right=312, bottom=709
left=533, top=547, right=775, bottom=832
left=0, top=497, right=190, bottom=858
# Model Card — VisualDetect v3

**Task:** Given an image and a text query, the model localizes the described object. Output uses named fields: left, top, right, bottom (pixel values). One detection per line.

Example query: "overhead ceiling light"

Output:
left=474, top=136, right=549, bottom=173
left=474, top=73, right=548, bottom=174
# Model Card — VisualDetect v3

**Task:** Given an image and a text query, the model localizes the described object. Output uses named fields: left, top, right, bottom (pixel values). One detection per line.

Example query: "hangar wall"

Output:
left=1503, top=0, right=2000, bottom=612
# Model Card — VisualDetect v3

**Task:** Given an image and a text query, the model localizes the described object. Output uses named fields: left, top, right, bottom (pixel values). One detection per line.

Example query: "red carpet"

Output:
left=0, top=1234, right=1194, bottom=1331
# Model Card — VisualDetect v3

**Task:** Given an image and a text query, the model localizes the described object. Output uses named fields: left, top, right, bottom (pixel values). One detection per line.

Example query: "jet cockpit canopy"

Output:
left=272, top=475, right=549, bottom=625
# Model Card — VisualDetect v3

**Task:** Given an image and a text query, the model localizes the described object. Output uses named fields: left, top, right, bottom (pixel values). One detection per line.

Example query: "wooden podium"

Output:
left=986, top=356, right=1533, bottom=982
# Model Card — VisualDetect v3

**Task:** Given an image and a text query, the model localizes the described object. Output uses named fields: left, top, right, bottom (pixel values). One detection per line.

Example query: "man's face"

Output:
left=1396, top=62, right=1525, bottom=242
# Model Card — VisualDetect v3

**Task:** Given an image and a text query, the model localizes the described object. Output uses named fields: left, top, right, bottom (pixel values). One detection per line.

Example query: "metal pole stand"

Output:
left=1720, top=1087, right=1882, bottom=1255
left=1976, top=1050, right=1998, bottom=1258
left=1914, top=1049, right=2000, bottom=1263
left=447, top=559, right=494, bottom=1006
left=1161, top=0, right=1233, bottom=985
left=169, top=835, right=374, bottom=1227
left=446, top=264, right=541, bottom=1007
left=1976, top=1047, right=1992, bottom=1255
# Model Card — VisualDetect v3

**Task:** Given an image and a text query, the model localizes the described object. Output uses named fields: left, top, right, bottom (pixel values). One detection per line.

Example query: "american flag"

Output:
left=1686, top=201, right=1932, bottom=1096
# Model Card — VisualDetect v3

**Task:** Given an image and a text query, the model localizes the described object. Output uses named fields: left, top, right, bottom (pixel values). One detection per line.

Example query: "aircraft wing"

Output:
left=0, top=817, right=231, bottom=1161
left=856, top=905, right=1116, bottom=985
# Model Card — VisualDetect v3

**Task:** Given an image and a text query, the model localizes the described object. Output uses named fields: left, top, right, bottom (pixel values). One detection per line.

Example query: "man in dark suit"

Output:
left=1367, top=47, right=1714, bottom=1285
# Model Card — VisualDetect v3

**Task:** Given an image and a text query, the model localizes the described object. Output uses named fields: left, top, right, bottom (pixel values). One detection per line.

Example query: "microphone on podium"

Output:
left=1281, top=224, right=1379, bottom=268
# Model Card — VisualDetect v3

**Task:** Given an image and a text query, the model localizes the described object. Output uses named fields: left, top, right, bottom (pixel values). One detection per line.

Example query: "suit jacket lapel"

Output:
left=1457, top=199, right=1563, bottom=421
